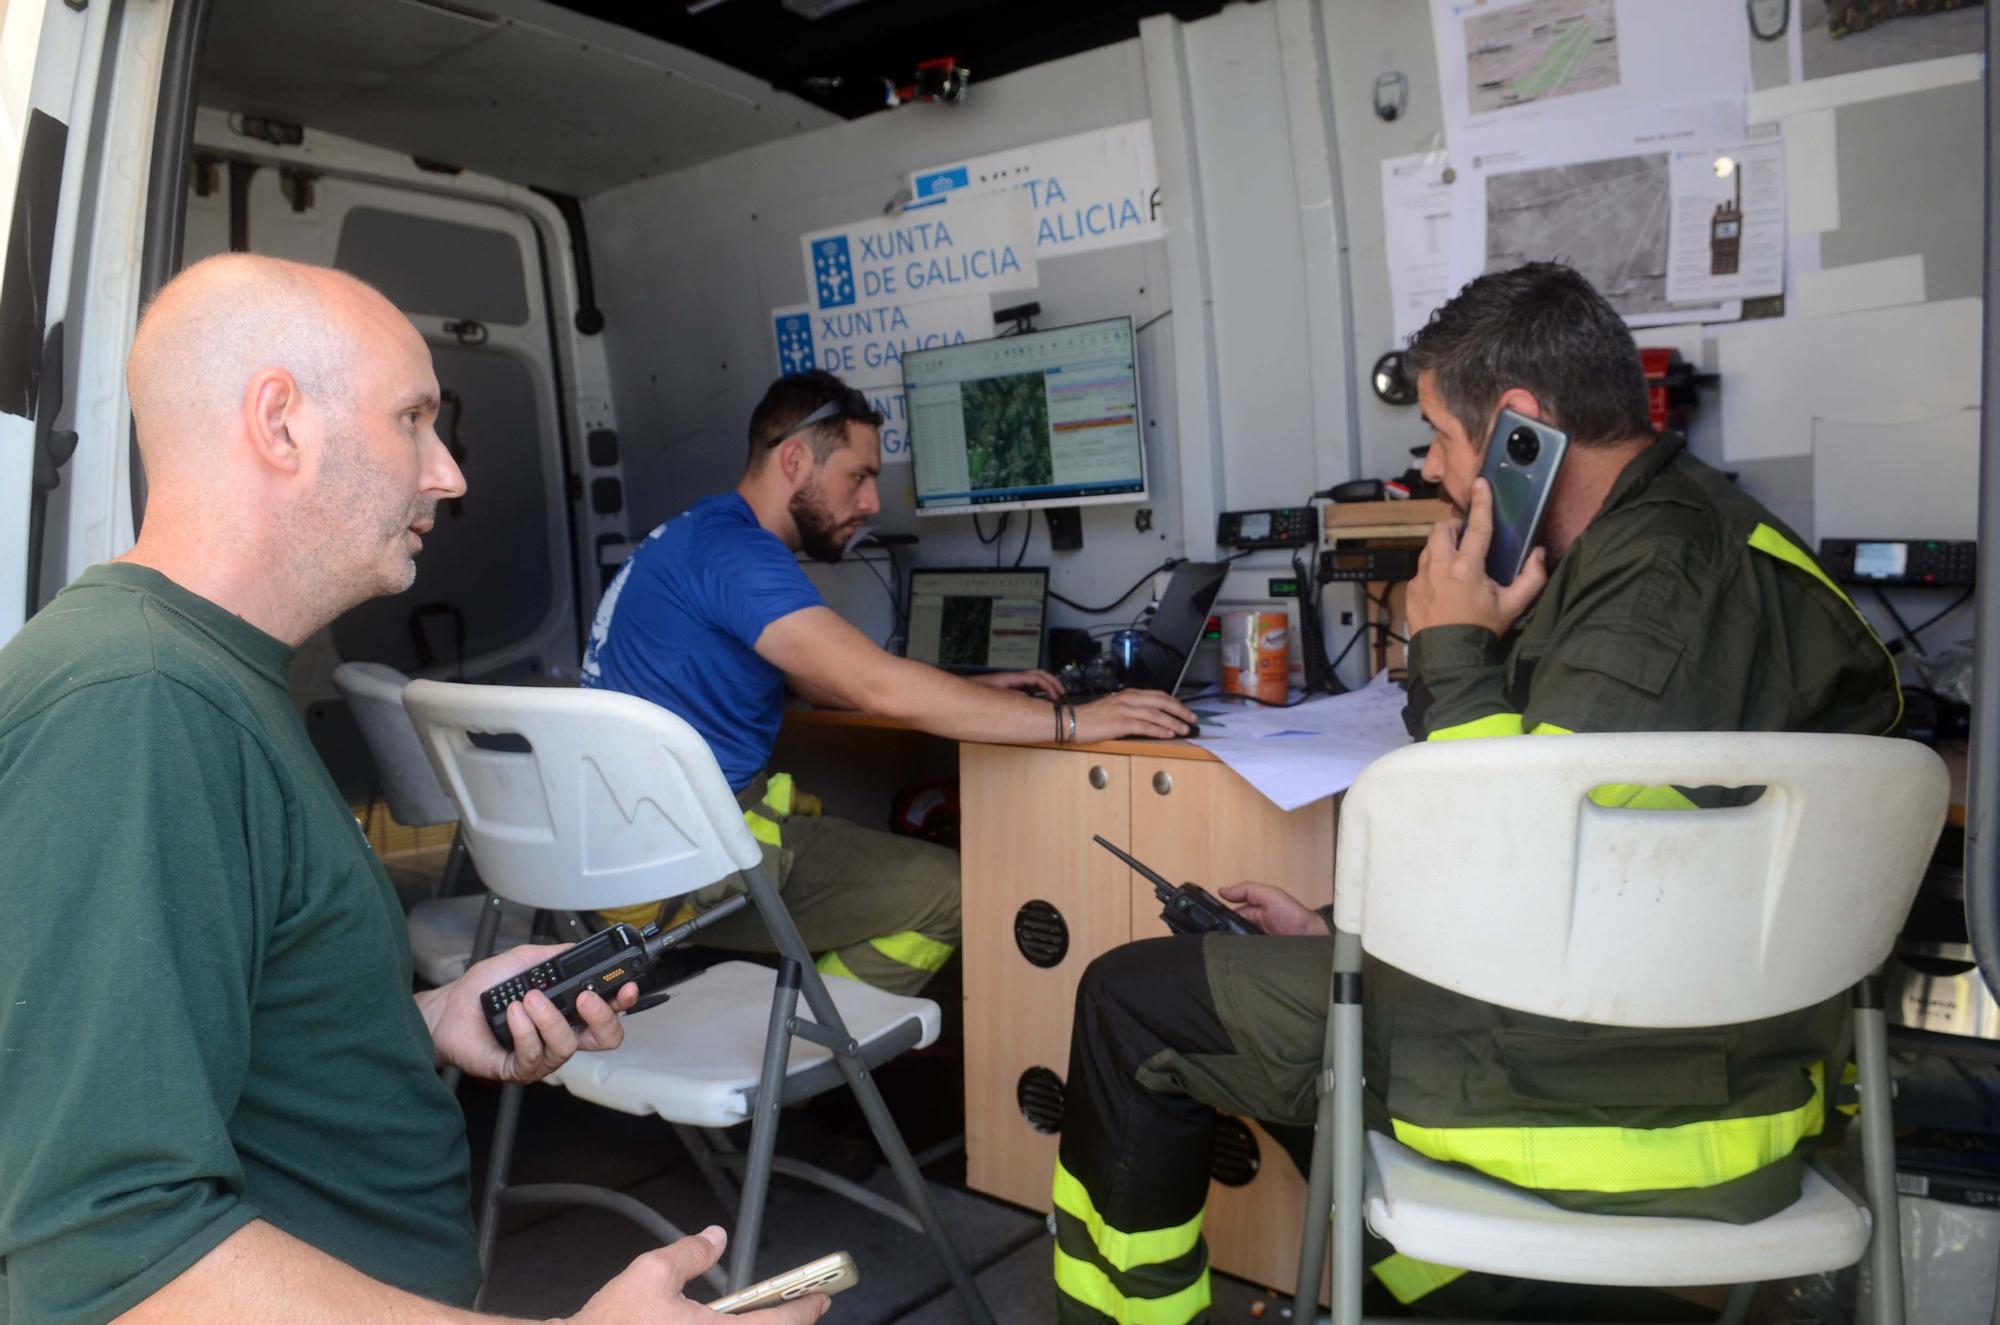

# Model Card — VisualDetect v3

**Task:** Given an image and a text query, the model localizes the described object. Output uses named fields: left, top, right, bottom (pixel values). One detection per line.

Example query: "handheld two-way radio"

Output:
left=1091, top=835, right=1261, bottom=937
left=481, top=894, right=751, bottom=1049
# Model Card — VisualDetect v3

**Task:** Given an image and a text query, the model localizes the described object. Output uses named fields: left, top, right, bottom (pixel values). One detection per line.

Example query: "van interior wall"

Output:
left=1325, top=0, right=1983, bottom=675
left=583, top=6, right=1352, bottom=658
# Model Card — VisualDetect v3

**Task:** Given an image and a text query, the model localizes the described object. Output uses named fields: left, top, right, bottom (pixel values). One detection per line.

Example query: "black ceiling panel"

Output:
left=552, top=0, right=1235, bottom=119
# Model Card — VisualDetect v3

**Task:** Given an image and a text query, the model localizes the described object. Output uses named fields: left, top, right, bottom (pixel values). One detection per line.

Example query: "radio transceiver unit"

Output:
left=481, top=895, right=749, bottom=1048
left=1093, top=835, right=1261, bottom=937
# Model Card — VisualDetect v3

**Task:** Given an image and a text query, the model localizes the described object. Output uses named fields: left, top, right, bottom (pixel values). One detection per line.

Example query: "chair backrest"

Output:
left=331, top=661, right=462, bottom=827
left=1333, top=732, right=1949, bottom=1028
left=400, top=680, right=762, bottom=912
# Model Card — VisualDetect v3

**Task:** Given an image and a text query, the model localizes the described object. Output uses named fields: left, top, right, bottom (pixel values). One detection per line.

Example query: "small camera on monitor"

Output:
left=1506, top=427, right=1541, bottom=467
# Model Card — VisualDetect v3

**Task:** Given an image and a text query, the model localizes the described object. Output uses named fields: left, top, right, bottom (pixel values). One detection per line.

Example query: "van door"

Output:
left=0, top=0, right=114, bottom=640
left=182, top=165, right=582, bottom=684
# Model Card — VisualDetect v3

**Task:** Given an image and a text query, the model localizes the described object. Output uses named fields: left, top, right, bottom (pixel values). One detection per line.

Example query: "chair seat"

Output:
left=407, top=894, right=534, bottom=986
left=550, top=961, right=941, bottom=1128
left=1364, top=1131, right=1871, bottom=1287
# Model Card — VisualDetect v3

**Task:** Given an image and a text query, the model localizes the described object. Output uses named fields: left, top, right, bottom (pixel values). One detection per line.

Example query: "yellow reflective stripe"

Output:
left=1427, top=712, right=1526, bottom=741
left=1052, top=1161, right=1204, bottom=1274
left=1391, top=1063, right=1824, bottom=1194
left=870, top=930, right=955, bottom=973
left=1527, top=723, right=1699, bottom=809
left=1586, top=783, right=1700, bottom=810
left=816, top=949, right=859, bottom=982
left=1748, top=523, right=1903, bottom=734
left=1052, top=1245, right=1210, bottom=1325
left=598, top=900, right=663, bottom=928
left=744, top=810, right=782, bottom=848
left=1371, top=1253, right=1467, bottom=1305
left=762, top=772, right=796, bottom=817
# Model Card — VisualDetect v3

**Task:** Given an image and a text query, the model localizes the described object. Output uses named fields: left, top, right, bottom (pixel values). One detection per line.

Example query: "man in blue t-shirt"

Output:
left=584, top=371, right=1194, bottom=993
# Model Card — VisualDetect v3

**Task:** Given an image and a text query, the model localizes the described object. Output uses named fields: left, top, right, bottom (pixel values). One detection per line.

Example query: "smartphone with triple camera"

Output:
left=708, top=1251, right=859, bottom=1315
left=1473, top=408, right=1569, bottom=587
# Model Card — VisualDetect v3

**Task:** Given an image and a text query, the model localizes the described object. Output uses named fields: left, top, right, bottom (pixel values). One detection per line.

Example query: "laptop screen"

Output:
left=1125, top=561, right=1230, bottom=694
left=906, top=568, right=1050, bottom=672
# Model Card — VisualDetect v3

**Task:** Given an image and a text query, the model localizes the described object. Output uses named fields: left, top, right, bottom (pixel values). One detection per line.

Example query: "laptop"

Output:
left=905, top=568, right=1050, bottom=674
left=1120, top=560, right=1230, bottom=696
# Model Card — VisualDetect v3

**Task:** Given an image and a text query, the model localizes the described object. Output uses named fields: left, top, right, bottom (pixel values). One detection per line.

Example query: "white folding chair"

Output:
left=1294, top=732, right=1949, bottom=1325
left=331, top=661, right=531, bottom=989
left=401, top=680, right=994, bottom=1320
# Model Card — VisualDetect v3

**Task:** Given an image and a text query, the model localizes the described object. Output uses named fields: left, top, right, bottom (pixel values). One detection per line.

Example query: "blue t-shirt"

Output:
left=582, top=493, right=824, bottom=791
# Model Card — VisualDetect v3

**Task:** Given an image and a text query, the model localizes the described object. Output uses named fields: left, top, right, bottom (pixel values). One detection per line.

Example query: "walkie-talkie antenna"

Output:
left=1093, top=834, right=1177, bottom=902
left=643, top=893, right=751, bottom=962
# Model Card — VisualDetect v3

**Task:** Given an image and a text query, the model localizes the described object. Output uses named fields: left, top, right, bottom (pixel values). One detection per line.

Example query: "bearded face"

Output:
left=789, top=470, right=856, bottom=564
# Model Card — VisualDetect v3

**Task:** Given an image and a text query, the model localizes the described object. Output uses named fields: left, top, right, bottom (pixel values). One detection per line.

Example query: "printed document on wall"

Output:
left=1431, top=0, right=1749, bottom=143
left=1449, top=99, right=1745, bottom=326
left=1665, top=136, right=1785, bottom=303
left=800, top=189, right=1037, bottom=316
left=1381, top=150, right=1455, bottom=346
left=910, top=120, right=1164, bottom=259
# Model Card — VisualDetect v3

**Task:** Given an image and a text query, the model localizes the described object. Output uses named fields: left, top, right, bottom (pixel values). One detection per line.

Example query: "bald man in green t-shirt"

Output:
left=0, top=256, right=822, bottom=1325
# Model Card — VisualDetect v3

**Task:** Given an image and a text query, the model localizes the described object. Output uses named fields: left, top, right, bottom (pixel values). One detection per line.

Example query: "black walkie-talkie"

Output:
left=1091, top=836, right=1261, bottom=937
left=481, top=894, right=751, bottom=1048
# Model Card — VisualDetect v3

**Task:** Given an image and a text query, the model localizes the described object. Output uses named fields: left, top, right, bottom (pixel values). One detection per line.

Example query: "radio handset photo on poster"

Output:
left=1474, top=408, right=1569, bottom=587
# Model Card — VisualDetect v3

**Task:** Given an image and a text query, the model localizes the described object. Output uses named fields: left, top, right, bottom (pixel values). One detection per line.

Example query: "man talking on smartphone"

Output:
left=1048, top=263, right=1899, bottom=1323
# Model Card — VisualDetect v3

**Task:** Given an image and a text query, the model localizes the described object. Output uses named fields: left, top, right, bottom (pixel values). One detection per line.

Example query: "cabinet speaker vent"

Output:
left=1017, top=1067, right=1066, bottom=1134
left=1210, top=1115, right=1261, bottom=1187
left=1014, top=899, right=1070, bottom=968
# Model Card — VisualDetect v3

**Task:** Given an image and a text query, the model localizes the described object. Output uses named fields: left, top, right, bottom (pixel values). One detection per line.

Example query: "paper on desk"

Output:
left=1186, top=672, right=1413, bottom=813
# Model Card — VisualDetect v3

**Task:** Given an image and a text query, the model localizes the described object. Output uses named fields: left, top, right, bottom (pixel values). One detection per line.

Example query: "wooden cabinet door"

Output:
left=961, top=744, right=1131, bottom=1211
left=1129, top=757, right=1336, bottom=1295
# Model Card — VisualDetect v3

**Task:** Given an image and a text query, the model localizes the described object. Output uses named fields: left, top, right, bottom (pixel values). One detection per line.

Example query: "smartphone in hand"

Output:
left=709, top=1252, right=859, bottom=1315
left=1474, top=408, right=1569, bottom=586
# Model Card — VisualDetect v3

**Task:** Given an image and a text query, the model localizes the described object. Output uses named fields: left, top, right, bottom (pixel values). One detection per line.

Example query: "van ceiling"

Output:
left=198, top=0, right=1226, bottom=198
left=552, top=0, right=1233, bottom=120
left=198, top=0, right=840, bottom=197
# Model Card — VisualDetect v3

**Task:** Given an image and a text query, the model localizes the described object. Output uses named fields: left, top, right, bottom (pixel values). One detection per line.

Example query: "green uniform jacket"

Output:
left=1373, top=434, right=1901, bottom=1222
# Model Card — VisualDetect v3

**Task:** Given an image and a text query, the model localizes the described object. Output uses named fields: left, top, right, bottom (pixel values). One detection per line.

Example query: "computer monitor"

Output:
left=902, top=316, right=1147, bottom=516
left=905, top=568, right=1050, bottom=673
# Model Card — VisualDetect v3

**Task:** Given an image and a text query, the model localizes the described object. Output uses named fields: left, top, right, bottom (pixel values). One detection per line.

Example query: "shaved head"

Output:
left=116, top=253, right=464, bottom=644
left=130, top=255, right=357, bottom=460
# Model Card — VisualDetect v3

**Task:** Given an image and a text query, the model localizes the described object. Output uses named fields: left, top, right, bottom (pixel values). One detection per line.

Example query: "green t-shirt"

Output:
left=0, top=565, right=479, bottom=1322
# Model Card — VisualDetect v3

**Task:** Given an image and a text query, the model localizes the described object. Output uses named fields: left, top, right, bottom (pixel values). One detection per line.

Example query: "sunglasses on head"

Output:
left=768, top=390, right=872, bottom=448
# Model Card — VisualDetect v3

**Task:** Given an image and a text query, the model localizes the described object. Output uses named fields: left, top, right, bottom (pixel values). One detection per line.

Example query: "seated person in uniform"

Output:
left=1048, top=264, right=1900, bottom=1322
left=582, top=370, right=1195, bottom=994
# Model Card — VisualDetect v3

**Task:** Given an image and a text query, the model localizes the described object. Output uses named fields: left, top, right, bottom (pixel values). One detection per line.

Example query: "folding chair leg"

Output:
left=1328, top=929, right=1367, bottom=1325
left=438, top=826, right=470, bottom=898
left=1713, top=1281, right=1755, bottom=1325
left=825, top=1006, right=995, bottom=1325
left=737, top=863, right=995, bottom=1325
left=1854, top=979, right=1905, bottom=1325
left=471, top=1080, right=525, bottom=1310
left=1295, top=947, right=1342, bottom=1321
left=728, top=958, right=803, bottom=1291
left=674, top=1124, right=742, bottom=1216
left=440, top=894, right=510, bottom=1098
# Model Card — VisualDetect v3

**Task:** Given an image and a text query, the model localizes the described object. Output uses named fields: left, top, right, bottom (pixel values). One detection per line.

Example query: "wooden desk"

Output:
left=960, top=739, right=1333, bottom=1296
left=779, top=708, right=1334, bottom=1294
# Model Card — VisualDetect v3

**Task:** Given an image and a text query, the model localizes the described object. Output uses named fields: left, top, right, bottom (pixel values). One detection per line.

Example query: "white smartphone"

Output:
left=708, top=1251, right=859, bottom=1315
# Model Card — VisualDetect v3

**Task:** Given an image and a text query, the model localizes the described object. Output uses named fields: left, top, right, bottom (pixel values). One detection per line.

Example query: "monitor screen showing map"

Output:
left=902, top=317, right=1147, bottom=516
